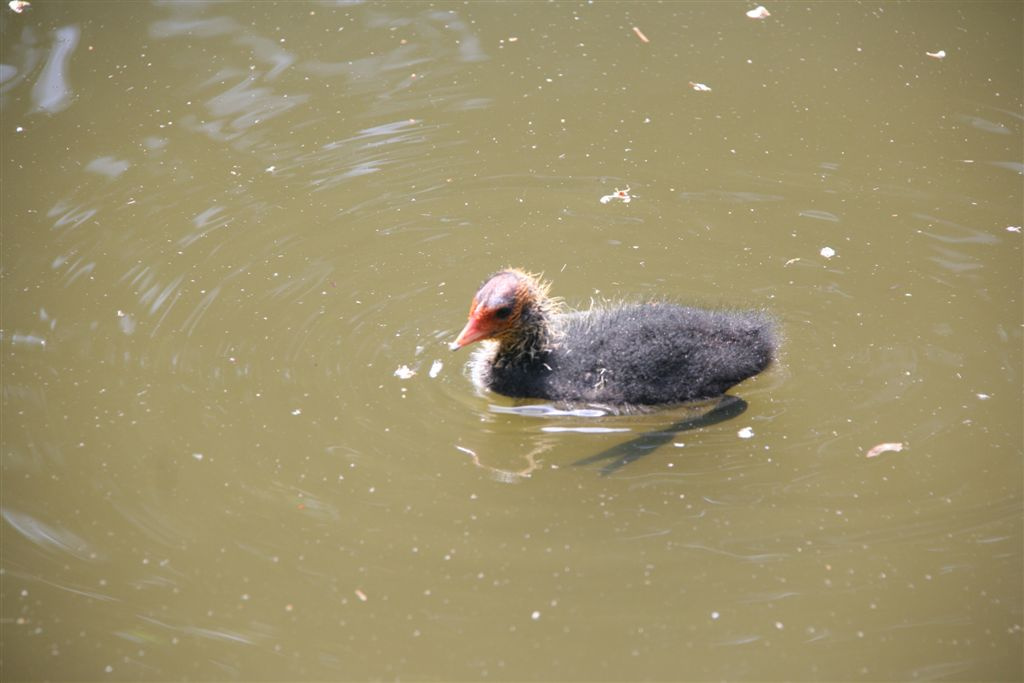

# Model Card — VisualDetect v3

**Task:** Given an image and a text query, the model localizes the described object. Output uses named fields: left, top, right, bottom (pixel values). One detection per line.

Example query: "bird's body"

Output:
left=453, top=269, right=776, bottom=412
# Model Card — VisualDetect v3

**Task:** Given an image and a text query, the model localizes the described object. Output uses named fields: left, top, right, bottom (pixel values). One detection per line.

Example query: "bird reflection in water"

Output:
left=459, top=395, right=748, bottom=479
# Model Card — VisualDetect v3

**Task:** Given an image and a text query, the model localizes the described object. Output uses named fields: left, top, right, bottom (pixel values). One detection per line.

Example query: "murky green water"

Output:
left=2, top=2, right=1021, bottom=680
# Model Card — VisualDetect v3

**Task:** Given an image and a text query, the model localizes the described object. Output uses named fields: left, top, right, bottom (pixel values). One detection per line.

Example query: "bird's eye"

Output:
left=494, top=306, right=513, bottom=320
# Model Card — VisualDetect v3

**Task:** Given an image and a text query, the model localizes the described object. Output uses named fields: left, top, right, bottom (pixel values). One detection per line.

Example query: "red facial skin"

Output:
left=452, top=271, right=524, bottom=349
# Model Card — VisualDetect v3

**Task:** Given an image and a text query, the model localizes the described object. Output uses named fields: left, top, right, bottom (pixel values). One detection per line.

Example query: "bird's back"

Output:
left=485, top=303, right=776, bottom=407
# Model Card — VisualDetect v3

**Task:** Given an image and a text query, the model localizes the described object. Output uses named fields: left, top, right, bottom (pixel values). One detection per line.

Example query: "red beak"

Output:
left=452, top=315, right=491, bottom=349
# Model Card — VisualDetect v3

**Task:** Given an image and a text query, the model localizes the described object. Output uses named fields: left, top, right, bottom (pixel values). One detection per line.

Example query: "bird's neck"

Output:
left=495, top=301, right=558, bottom=364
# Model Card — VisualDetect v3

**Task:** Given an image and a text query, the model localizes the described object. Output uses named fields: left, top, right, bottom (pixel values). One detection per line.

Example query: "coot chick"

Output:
left=451, top=269, right=776, bottom=412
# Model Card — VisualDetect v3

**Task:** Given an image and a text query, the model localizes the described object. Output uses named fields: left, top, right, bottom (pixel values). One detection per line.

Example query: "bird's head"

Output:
left=451, top=269, right=552, bottom=350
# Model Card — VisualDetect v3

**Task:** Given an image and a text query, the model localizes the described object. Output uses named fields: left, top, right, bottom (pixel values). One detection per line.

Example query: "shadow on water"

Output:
left=571, top=396, right=749, bottom=476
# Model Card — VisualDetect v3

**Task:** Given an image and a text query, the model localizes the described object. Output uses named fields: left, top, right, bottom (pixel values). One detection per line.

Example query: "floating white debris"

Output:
left=632, top=26, right=650, bottom=43
left=394, top=365, right=416, bottom=379
left=600, top=186, right=632, bottom=204
left=428, top=360, right=443, bottom=378
left=975, top=393, right=991, bottom=400
left=746, top=6, right=771, bottom=19
left=1007, top=225, right=1021, bottom=233
left=865, top=442, right=904, bottom=458
left=8, top=0, right=30, bottom=13
left=925, top=50, right=946, bottom=60
left=355, top=589, right=368, bottom=602
left=192, top=453, right=204, bottom=461
left=688, top=81, right=712, bottom=92
left=531, top=610, right=541, bottom=620
left=820, top=246, right=836, bottom=259
left=737, top=426, right=755, bottom=439
left=291, top=408, right=302, bottom=416
left=784, top=257, right=802, bottom=267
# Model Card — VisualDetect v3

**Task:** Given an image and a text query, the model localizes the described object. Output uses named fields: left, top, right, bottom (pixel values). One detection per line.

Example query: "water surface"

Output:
left=2, top=2, right=1021, bottom=680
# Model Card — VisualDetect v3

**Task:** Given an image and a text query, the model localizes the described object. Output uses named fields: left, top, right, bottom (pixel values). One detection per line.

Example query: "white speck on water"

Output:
left=737, top=427, right=755, bottom=439
left=191, top=453, right=203, bottom=461
left=291, top=408, right=302, bottom=416
left=711, top=611, right=720, bottom=620
left=531, top=610, right=541, bottom=620
left=976, top=393, right=991, bottom=400
left=820, top=246, right=836, bottom=258
left=429, top=360, right=443, bottom=378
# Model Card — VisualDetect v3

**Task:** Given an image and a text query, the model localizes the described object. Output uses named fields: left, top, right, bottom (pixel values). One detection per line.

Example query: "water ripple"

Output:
left=31, top=25, right=79, bottom=114
left=148, top=16, right=239, bottom=39
left=2, top=507, right=98, bottom=561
